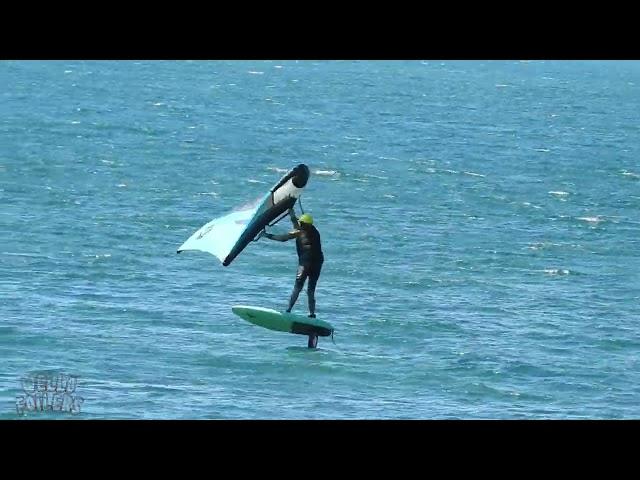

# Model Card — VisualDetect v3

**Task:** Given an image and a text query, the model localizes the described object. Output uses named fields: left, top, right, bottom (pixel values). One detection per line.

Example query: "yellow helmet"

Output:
left=299, top=213, right=313, bottom=225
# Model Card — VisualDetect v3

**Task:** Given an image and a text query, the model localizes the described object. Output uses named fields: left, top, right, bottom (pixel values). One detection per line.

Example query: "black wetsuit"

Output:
left=288, top=224, right=324, bottom=315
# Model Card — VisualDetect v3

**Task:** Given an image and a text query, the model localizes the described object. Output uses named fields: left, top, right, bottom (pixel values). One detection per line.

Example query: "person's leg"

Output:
left=287, top=265, right=308, bottom=313
left=307, top=262, right=322, bottom=317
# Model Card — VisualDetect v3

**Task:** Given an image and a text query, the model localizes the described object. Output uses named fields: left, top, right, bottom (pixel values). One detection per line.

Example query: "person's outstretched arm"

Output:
left=265, top=231, right=298, bottom=242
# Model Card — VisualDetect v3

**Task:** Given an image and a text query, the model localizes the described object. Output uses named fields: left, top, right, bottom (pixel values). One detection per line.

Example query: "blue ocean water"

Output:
left=1, top=60, right=639, bottom=419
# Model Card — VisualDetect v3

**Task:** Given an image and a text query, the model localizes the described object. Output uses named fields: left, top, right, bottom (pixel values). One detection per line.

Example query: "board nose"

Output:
left=231, top=306, right=248, bottom=316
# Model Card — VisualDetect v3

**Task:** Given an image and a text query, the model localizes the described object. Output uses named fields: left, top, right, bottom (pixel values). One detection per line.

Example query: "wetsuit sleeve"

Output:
left=266, top=231, right=298, bottom=242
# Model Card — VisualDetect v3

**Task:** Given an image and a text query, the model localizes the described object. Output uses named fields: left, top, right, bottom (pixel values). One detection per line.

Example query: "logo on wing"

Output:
left=197, top=224, right=215, bottom=240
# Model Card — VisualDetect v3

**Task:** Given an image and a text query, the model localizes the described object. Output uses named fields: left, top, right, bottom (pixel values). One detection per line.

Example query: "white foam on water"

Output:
left=577, top=216, right=603, bottom=224
left=314, top=170, right=339, bottom=176
left=267, top=167, right=289, bottom=174
left=543, top=268, right=570, bottom=276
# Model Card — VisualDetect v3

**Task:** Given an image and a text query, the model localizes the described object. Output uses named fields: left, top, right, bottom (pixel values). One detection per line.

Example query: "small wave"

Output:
left=522, top=202, right=543, bottom=209
left=83, top=253, right=112, bottom=259
left=364, top=174, right=389, bottom=180
left=248, top=71, right=264, bottom=75
left=383, top=194, right=396, bottom=199
left=495, top=84, right=510, bottom=88
left=543, top=268, right=570, bottom=276
left=267, top=166, right=289, bottom=174
left=3, top=252, right=49, bottom=258
left=71, top=121, right=81, bottom=125
left=577, top=216, right=603, bottom=224
left=463, top=171, right=485, bottom=177
left=274, top=65, right=283, bottom=69
left=534, top=148, right=550, bottom=152
left=117, top=183, right=127, bottom=188
left=443, top=169, right=459, bottom=174
left=549, top=191, right=570, bottom=196
left=247, top=179, right=266, bottom=184
left=152, top=102, right=165, bottom=106
left=314, top=170, right=339, bottom=176
left=528, top=242, right=561, bottom=251
left=622, top=171, right=640, bottom=179
left=197, top=192, right=219, bottom=197
left=0, top=326, right=18, bottom=335
left=64, top=70, right=72, bottom=74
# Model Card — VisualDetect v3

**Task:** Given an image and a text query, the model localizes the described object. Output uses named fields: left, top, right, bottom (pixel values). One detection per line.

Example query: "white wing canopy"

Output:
left=177, top=206, right=258, bottom=263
